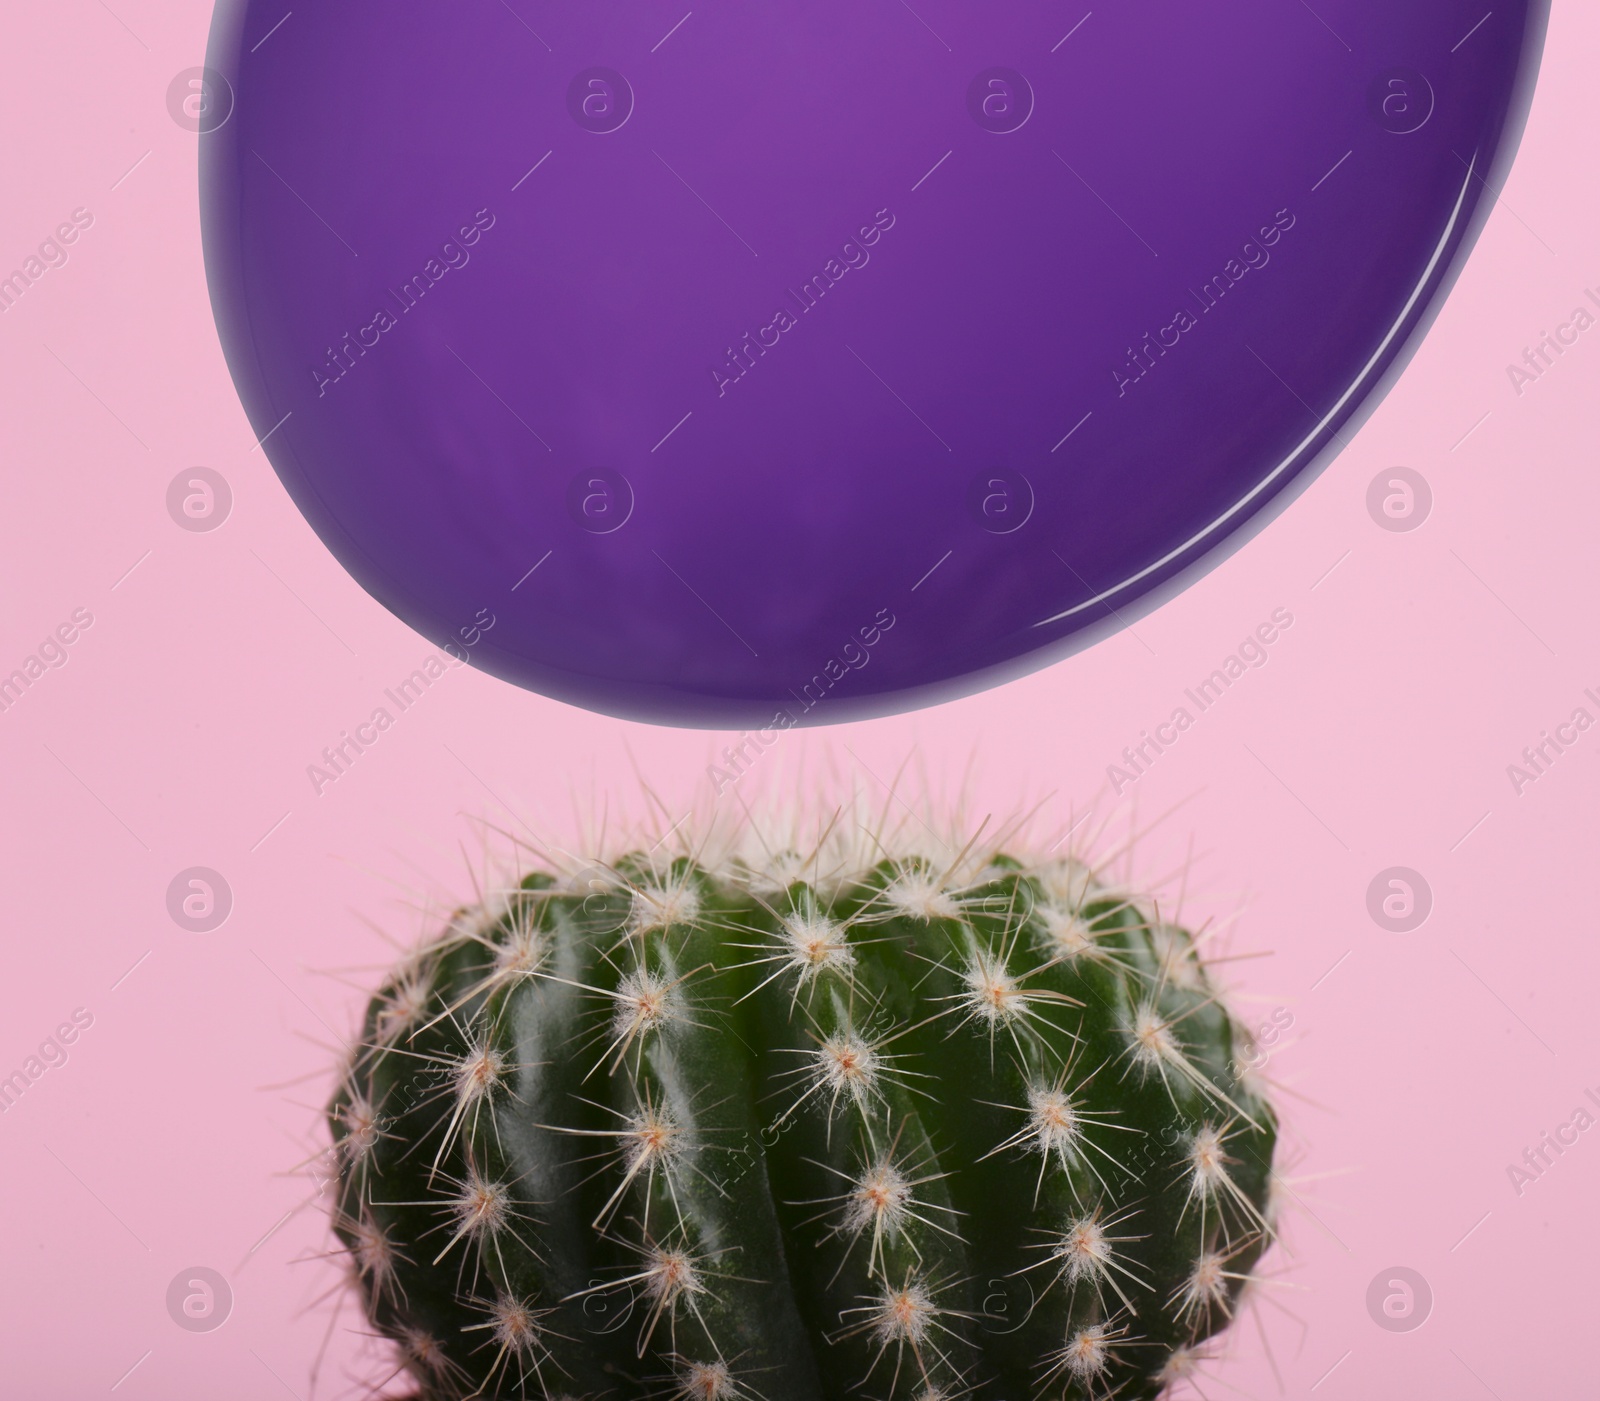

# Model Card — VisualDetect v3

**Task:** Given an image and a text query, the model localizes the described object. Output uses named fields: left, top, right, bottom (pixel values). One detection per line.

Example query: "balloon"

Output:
left=201, top=0, right=1547, bottom=726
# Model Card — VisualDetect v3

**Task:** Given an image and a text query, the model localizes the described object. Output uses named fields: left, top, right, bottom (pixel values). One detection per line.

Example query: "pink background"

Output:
left=2, top=3, right=1596, bottom=1397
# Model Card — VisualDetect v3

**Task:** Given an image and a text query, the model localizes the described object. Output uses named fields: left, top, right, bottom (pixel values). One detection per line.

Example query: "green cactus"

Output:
left=328, top=838, right=1278, bottom=1400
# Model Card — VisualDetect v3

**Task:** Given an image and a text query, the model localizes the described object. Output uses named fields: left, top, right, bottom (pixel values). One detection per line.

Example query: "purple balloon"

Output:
left=202, top=1, right=1546, bottom=727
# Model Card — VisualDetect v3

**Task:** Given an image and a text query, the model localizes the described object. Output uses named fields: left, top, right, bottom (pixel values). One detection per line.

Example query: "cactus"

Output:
left=328, top=828, right=1278, bottom=1400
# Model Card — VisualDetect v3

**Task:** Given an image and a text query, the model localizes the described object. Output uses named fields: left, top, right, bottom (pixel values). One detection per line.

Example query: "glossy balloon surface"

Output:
left=203, top=1, right=1546, bottom=725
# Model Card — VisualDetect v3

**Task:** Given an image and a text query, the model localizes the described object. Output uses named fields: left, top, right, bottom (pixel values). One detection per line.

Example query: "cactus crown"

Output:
left=329, top=821, right=1278, bottom=1400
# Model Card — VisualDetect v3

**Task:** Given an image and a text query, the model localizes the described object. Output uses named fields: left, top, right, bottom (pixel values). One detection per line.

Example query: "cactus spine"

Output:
left=329, top=836, right=1278, bottom=1400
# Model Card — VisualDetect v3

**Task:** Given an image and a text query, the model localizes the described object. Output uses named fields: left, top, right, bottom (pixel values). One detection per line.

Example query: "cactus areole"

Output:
left=330, top=852, right=1278, bottom=1399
